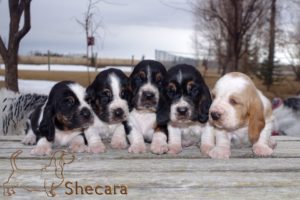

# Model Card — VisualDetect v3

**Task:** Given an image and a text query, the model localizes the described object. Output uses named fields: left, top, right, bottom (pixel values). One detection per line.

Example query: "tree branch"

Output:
left=15, top=0, right=31, bottom=43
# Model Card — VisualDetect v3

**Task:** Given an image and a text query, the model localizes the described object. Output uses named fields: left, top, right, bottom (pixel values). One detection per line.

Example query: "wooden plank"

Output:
left=0, top=139, right=300, bottom=159
left=1, top=157, right=300, bottom=171
left=1, top=135, right=300, bottom=199
left=3, top=187, right=300, bottom=200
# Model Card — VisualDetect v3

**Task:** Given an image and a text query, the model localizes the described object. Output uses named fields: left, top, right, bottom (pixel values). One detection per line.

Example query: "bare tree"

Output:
left=0, top=0, right=32, bottom=92
left=264, top=0, right=277, bottom=89
left=283, top=1, right=300, bottom=81
left=76, top=0, right=104, bottom=83
left=284, top=22, right=300, bottom=81
left=192, top=0, right=270, bottom=74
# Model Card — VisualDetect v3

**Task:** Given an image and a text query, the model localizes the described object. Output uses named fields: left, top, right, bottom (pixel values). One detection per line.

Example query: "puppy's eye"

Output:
left=136, top=71, right=146, bottom=83
left=156, top=73, right=163, bottom=85
left=190, top=86, right=199, bottom=96
left=102, top=89, right=111, bottom=97
left=63, top=96, right=75, bottom=107
left=167, top=84, right=178, bottom=98
left=100, top=89, right=112, bottom=103
left=120, top=90, right=126, bottom=98
left=229, top=98, right=238, bottom=106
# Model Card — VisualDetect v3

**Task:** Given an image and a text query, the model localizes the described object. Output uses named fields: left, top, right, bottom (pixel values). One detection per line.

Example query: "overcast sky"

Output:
left=0, top=0, right=195, bottom=59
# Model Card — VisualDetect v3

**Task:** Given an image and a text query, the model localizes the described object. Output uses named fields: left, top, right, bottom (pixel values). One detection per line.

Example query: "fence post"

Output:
left=47, top=50, right=50, bottom=71
left=131, top=55, right=134, bottom=66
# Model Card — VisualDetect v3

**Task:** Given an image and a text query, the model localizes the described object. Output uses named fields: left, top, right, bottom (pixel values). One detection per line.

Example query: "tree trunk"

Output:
left=0, top=0, right=31, bottom=92
left=266, top=0, right=276, bottom=90
left=4, top=52, right=19, bottom=91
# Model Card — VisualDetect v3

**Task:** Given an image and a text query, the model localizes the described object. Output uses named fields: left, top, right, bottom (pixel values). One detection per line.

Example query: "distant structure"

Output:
left=155, top=50, right=199, bottom=69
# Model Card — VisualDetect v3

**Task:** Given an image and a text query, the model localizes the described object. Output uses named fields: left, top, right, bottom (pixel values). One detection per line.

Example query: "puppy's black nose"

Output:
left=114, top=108, right=124, bottom=118
left=177, top=107, right=188, bottom=115
left=80, top=108, right=91, bottom=119
left=143, top=91, right=155, bottom=100
left=211, top=111, right=221, bottom=121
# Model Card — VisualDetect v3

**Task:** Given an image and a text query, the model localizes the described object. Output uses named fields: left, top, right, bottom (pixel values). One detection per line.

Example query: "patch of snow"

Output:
left=0, top=76, right=56, bottom=95
left=9, top=64, right=134, bottom=73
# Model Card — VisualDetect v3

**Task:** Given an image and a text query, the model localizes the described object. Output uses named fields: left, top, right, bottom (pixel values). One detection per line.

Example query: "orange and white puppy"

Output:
left=207, top=72, right=276, bottom=159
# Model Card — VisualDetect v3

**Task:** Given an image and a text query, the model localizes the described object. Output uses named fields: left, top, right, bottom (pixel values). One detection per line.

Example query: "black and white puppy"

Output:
left=162, top=64, right=213, bottom=154
left=22, top=81, right=95, bottom=155
left=127, top=60, right=169, bottom=154
left=272, top=95, right=300, bottom=136
left=85, top=68, right=131, bottom=150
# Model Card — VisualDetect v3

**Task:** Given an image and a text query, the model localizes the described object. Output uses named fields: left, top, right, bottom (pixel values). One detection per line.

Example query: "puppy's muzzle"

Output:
left=142, top=91, right=155, bottom=100
left=141, top=91, right=157, bottom=107
left=177, top=106, right=188, bottom=116
left=175, top=106, right=190, bottom=120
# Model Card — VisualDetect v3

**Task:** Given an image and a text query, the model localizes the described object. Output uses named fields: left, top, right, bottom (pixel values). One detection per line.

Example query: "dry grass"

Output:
left=201, top=70, right=300, bottom=99
left=0, top=70, right=99, bottom=87
left=0, top=56, right=140, bottom=67
left=1, top=69, right=299, bottom=99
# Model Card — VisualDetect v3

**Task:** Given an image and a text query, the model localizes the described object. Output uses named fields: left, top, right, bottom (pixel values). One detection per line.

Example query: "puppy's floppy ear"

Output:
left=126, top=88, right=134, bottom=112
left=248, top=94, right=265, bottom=144
left=198, top=84, right=212, bottom=123
left=39, top=102, right=55, bottom=142
left=156, top=94, right=170, bottom=126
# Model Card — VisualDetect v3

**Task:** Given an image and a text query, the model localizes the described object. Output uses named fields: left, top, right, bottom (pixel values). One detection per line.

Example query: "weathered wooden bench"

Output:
left=1, top=135, right=300, bottom=199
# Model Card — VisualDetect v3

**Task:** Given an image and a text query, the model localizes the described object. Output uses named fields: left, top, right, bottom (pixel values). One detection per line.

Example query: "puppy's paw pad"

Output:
left=87, top=143, right=106, bottom=153
left=200, top=143, right=214, bottom=156
left=168, top=144, right=182, bottom=154
left=128, top=144, right=146, bottom=154
left=209, top=147, right=230, bottom=159
left=253, top=144, right=273, bottom=156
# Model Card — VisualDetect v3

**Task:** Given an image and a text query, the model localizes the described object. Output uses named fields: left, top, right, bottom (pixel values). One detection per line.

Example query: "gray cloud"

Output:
left=0, top=0, right=195, bottom=58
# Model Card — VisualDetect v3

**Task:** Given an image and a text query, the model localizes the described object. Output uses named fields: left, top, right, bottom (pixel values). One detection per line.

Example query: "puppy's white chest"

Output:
left=54, top=129, right=81, bottom=146
left=129, top=110, right=156, bottom=138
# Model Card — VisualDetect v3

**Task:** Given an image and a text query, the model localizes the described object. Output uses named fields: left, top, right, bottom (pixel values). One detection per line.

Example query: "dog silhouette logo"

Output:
left=3, top=150, right=75, bottom=197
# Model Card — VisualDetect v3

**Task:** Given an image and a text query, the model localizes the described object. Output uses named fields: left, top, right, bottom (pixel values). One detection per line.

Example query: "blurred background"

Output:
left=0, top=0, right=299, bottom=98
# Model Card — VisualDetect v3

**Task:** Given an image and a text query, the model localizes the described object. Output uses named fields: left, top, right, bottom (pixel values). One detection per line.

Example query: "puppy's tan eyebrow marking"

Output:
left=168, top=82, right=176, bottom=91
left=138, top=71, right=146, bottom=79
left=187, top=80, right=195, bottom=90
left=155, top=73, right=162, bottom=81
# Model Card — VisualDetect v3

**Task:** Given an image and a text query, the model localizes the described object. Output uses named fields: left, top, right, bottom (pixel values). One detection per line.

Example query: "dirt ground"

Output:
left=0, top=69, right=299, bottom=99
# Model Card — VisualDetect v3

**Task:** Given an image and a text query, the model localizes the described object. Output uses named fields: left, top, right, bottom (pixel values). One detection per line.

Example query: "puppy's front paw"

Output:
left=150, top=134, right=168, bottom=155
left=31, top=145, right=52, bottom=156
left=128, top=143, right=146, bottom=154
left=200, top=143, right=214, bottom=156
left=69, top=143, right=87, bottom=153
left=209, top=146, right=231, bottom=159
left=22, top=133, right=36, bottom=145
left=182, top=139, right=196, bottom=147
left=111, top=137, right=128, bottom=149
left=268, top=139, right=277, bottom=149
left=253, top=143, right=273, bottom=156
left=168, top=144, right=182, bottom=154
left=87, top=142, right=106, bottom=153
